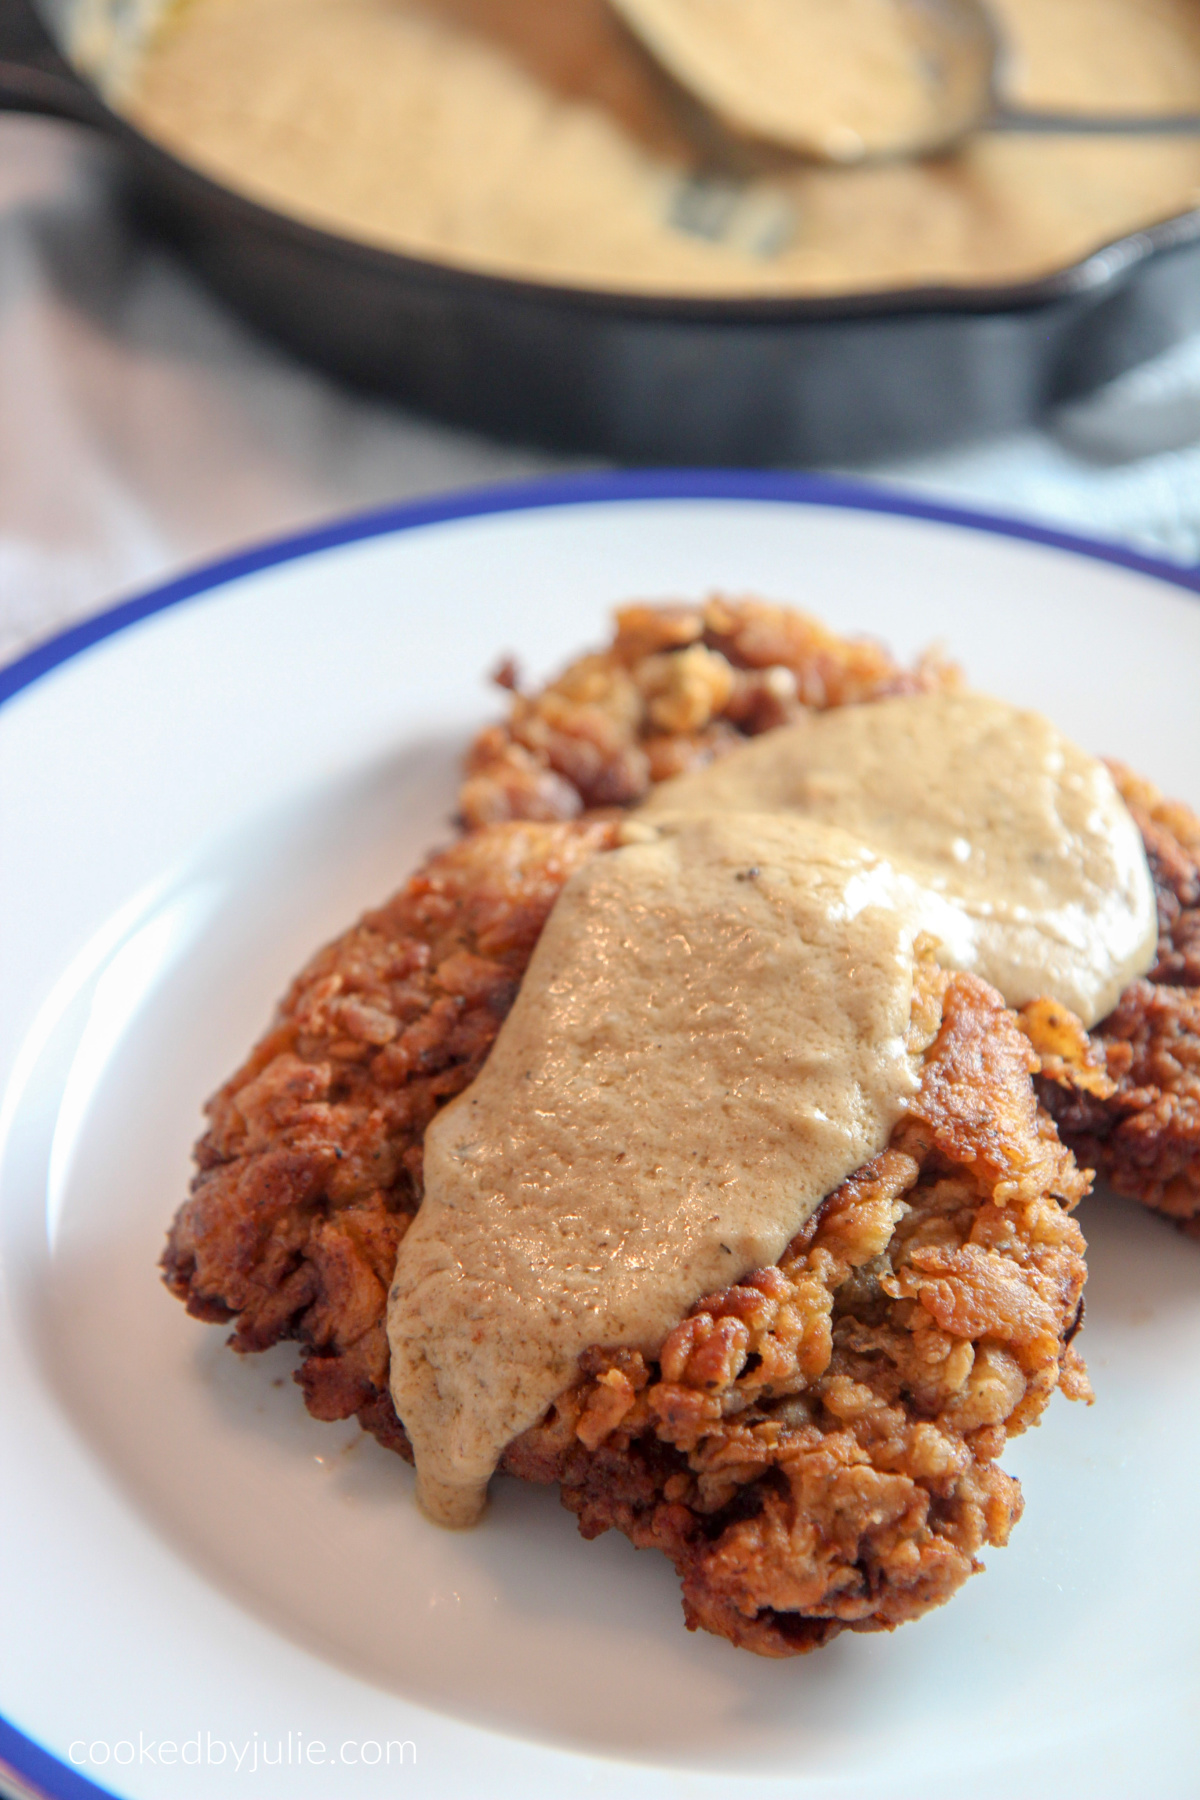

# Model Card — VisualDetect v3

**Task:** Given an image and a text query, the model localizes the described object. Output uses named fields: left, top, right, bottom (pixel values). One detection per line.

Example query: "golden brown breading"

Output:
left=459, top=595, right=959, bottom=828
left=1034, top=765, right=1200, bottom=1228
left=165, top=600, right=963, bottom=1443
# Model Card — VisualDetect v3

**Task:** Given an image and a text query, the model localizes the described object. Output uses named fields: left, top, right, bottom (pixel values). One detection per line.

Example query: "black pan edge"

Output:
left=95, top=130, right=1200, bottom=325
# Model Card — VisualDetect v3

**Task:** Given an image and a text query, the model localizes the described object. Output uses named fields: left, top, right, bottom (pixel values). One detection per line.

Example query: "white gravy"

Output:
left=387, top=812, right=925, bottom=1526
left=641, top=691, right=1158, bottom=1028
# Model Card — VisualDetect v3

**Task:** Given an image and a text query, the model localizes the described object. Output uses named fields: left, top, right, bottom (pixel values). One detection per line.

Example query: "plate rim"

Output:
left=2, top=465, right=1199, bottom=1800
left=0, top=1731, right=115, bottom=1800
left=3, top=469, right=1200, bottom=718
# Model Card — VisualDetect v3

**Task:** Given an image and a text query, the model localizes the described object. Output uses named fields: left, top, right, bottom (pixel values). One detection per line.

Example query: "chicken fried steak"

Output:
left=463, top=598, right=1200, bottom=1227
left=164, top=810, right=1090, bottom=1653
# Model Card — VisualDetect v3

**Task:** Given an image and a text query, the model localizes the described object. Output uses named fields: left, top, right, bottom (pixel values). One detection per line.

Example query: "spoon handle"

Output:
left=990, top=105, right=1200, bottom=137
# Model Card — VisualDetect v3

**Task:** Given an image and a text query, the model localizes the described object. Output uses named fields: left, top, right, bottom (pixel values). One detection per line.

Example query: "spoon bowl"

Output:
left=609, top=0, right=1200, bottom=162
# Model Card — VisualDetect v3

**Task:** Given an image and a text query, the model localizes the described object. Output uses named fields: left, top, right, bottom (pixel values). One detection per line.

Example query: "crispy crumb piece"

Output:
left=460, top=595, right=959, bottom=829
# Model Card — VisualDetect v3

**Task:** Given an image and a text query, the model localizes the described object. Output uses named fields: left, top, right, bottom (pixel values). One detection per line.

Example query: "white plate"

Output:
left=2, top=474, right=1199, bottom=1800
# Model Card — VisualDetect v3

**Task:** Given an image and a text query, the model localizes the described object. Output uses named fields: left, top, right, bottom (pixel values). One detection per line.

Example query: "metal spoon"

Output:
left=610, top=0, right=1200, bottom=164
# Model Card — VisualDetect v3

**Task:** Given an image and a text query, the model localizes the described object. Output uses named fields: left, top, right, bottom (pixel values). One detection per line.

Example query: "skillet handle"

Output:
left=0, top=0, right=111, bottom=127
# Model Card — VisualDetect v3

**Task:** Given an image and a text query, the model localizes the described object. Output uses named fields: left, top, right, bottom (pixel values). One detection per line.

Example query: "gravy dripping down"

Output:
left=387, top=812, right=927, bottom=1527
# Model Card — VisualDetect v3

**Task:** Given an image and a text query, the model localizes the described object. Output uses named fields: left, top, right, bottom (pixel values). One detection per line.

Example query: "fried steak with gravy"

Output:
left=166, top=597, right=1175, bottom=1653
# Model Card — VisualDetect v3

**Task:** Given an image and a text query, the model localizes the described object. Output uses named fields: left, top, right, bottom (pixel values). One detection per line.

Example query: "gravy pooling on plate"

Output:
left=119, top=0, right=1200, bottom=297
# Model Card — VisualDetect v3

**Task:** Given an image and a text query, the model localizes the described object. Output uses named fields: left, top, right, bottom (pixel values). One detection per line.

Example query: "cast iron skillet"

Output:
left=4, top=0, right=1200, bottom=463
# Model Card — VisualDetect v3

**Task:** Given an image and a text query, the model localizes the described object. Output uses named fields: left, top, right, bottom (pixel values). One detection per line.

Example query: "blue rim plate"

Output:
left=4, top=471, right=1200, bottom=716
left=2, top=469, right=1199, bottom=1800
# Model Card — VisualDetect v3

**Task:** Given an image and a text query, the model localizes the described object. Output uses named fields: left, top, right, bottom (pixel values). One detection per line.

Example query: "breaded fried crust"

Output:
left=459, top=595, right=959, bottom=827
left=1035, top=765, right=1200, bottom=1228
left=166, top=597, right=961, bottom=1435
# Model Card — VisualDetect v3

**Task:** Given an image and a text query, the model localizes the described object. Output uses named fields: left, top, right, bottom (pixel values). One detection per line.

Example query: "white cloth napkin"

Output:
left=869, top=335, right=1200, bottom=566
left=4, top=111, right=1200, bottom=668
